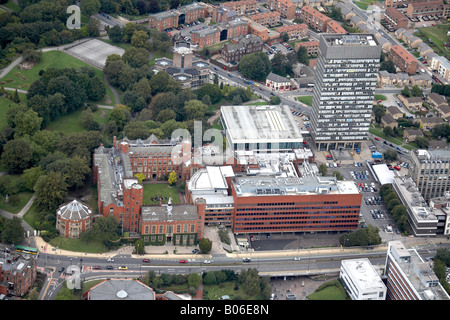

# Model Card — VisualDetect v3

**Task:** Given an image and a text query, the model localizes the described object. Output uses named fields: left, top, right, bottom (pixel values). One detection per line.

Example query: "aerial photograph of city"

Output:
left=0, top=0, right=449, bottom=309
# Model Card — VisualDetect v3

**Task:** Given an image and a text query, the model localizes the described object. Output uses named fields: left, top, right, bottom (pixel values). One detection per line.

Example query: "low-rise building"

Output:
left=148, top=3, right=207, bottom=31
left=390, top=45, right=418, bottom=75
left=247, top=11, right=281, bottom=26
left=298, top=6, right=331, bottom=32
left=222, top=0, right=257, bottom=15
left=220, top=34, right=263, bottom=63
left=417, top=116, right=445, bottom=129
left=398, top=95, right=423, bottom=111
left=381, top=114, right=398, bottom=128
left=294, top=40, right=319, bottom=56
left=326, top=20, right=347, bottom=34
left=340, top=258, right=386, bottom=300
left=387, top=106, right=404, bottom=119
left=266, top=0, right=297, bottom=19
left=405, top=1, right=445, bottom=18
left=56, top=200, right=93, bottom=239
left=384, top=7, right=409, bottom=30
left=403, top=129, right=424, bottom=142
left=428, top=92, right=448, bottom=109
left=275, top=23, right=308, bottom=40
left=0, top=254, right=37, bottom=297
left=265, top=72, right=292, bottom=91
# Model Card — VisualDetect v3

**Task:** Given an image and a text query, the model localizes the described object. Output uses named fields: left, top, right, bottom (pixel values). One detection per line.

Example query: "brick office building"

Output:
left=231, top=176, right=362, bottom=234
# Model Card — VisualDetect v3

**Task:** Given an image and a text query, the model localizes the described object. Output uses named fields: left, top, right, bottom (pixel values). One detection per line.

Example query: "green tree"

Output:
left=22, top=166, right=45, bottom=191
left=135, top=238, right=145, bottom=254
left=203, top=271, right=217, bottom=285
left=318, top=163, right=327, bottom=176
left=198, top=237, right=212, bottom=253
left=1, top=138, right=33, bottom=173
left=196, top=83, right=222, bottom=104
left=296, top=46, right=308, bottom=64
left=108, top=25, right=124, bottom=43
left=81, top=0, right=101, bottom=16
left=131, top=30, right=151, bottom=49
left=269, top=95, right=281, bottom=105
left=134, top=173, right=145, bottom=184
left=239, top=52, right=271, bottom=81
left=14, top=109, right=42, bottom=137
left=188, top=272, right=202, bottom=288
left=415, top=136, right=429, bottom=148
left=184, top=99, right=208, bottom=120
left=109, top=104, right=131, bottom=130
left=34, top=171, right=68, bottom=212
left=1, top=216, right=24, bottom=244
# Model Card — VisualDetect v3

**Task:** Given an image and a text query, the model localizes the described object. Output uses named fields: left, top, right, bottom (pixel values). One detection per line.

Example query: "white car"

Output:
left=203, top=260, right=211, bottom=264
left=107, top=258, right=114, bottom=262
left=294, top=257, right=301, bottom=261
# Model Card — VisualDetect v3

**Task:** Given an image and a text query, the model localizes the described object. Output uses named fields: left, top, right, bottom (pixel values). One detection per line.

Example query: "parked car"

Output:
left=243, top=258, right=251, bottom=262
left=118, top=266, right=127, bottom=270
left=179, top=259, right=188, bottom=263
left=142, top=259, right=151, bottom=263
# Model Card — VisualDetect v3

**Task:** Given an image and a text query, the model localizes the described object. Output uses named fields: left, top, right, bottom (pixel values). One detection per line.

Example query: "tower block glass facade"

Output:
left=310, top=34, right=381, bottom=151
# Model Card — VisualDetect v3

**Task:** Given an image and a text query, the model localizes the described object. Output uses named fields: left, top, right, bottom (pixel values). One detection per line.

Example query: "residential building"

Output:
left=222, top=0, right=257, bottom=15
left=220, top=34, right=263, bottom=63
left=409, top=149, right=450, bottom=201
left=295, top=40, right=319, bottom=56
left=211, top=5, right=238, bottom=23
left=403, top=129, right=424, bottom=142
left=418, top=116, right=445, bottom=130
left=310, top=34, right=381, bottom=151
left=335, top=2, right=356, bottom=20
left=265, top=72, right=292, bottom=91
left=384, top=241, right=450, bottom=300
left=386, top=106, right=404, bottom=119
left=405, top=1, right=445, bottom=18
left=384, top=7, right=409, bottom=30
left=191, top=27, right=220, bottom=49
left=248, top=21, right=269, bottom=42
left=390, top=45, right=418, bottom=75
left=148, top=3, right=207, bottom=31
left=340, top=258, right=387, bottom=300
left=427, top=92, right=448, bottom=110
left=0, top=253, right=37, bottom=297
left=275, top=23, right=308, bottom=40
left=298, top=6, right=332, bottom=32
left=410, top=73, right=432, bottom=87
left=437, top=57, right=450, bottom=82
left=399, top=95, right=424, bottom=111
left=220, top=104, right=303, bottom=152
left=247, top=11, right=281, bottom=26
left=381, top=114, right=398, bottom=128
left=326, top=20, right=347, bottom=34
left=266, top=0, right=297, bottom=19
left=56, top=199, right=93, bottom=239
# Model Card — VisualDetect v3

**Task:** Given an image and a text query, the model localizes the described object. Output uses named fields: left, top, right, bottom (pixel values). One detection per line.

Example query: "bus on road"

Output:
left=16, top=245, right=38, bottom=255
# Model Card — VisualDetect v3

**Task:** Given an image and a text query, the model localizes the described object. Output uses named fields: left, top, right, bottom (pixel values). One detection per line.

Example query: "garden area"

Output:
left=307, top=279, right=349, bottom=300
left=142, top=183, right=181, bottom=205
left=417, top=24, right=450, bottom=60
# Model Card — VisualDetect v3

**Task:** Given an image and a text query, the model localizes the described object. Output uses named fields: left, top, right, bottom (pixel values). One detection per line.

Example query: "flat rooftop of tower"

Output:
left=322, top=34, right=379, bottom=47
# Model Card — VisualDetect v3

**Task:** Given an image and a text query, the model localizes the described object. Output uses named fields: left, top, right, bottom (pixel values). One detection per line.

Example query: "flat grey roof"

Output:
left=220, top=105, right=303, bottom=144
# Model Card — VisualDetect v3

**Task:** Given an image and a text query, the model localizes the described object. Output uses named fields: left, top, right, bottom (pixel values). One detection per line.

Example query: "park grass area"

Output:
left=2, top=51, right=116, bottom=105
left=0, top=191, right=33, bottom=214
left=369, top=126, right=404, bottom=145
left=296, top=95, right=313, bottom=106
left=374, top=94, right=387, bottom=101
left=418, top=24, right=450, bottom=59
left=142, top=183, right=180, bottom=205
left=46, top=107, right=112, bottom=135
left=49, top=235, right=108, bottom=254
left=353, top=0, right=382, bottom=10
left=307, top=285, right=348, bottom=300
left=0, top=96, right=19, bottom=130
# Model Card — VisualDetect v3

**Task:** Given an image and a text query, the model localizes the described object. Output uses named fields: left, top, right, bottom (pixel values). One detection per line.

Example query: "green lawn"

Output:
left=46, top=107, right=112, bottom=135
left=142, top=183, right=180, bottom=205
left=374, top=94, right=387, bottom=101
left=418, top=24, right=450, bottom=59
left=0, top=96, right=20, bottom=130
left=1, top=50, right=116, bottom=105
left=203, top=281, right=263, bottom=300
left=296, top=95, right=313, bottom=106
left=149, top=50, right=174, bottom=66
left=0, top=191, right=33, bottom=214
left=307, top=285, right=348, bottom=300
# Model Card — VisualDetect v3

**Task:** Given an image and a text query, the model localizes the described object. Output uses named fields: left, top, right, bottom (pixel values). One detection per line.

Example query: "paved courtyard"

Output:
left=66, top=39, right=124, bottom=68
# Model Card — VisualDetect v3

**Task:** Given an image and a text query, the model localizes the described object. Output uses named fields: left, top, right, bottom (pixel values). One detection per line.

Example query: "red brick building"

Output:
left=276, top=23, right=308, bottom=40
left=222, top=0, right=258, bottom=15
left=248, top=11, right=281, bottom=26
left=384, top=7, right=409, bottom=30
left=149, top=3, right=207, bottom=31
left=298, top=6, right=332, bottom=32
left=267, top=0, right=297, bottom=19
left=326, top=20, right=347, bottom=34
left=295, top=40, right=319, bottom=56
left=390, top=45, right=418, bottom=75
left=0, top=254, right=37, bottom=297
left=56, top=200, right=93, bottom=239
left=405, top=0, right=444, bottom=18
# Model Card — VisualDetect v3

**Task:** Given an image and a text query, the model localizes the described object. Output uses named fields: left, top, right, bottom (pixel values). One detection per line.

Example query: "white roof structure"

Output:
left=372, top=164, right=396, bottom=185
left=220, top=105, right=303, bottom=150
left=57, top=200, right=92, bottom=222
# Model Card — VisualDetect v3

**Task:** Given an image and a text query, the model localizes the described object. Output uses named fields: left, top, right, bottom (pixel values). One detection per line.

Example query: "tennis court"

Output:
left=66, top=39, right=125, bottom=68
